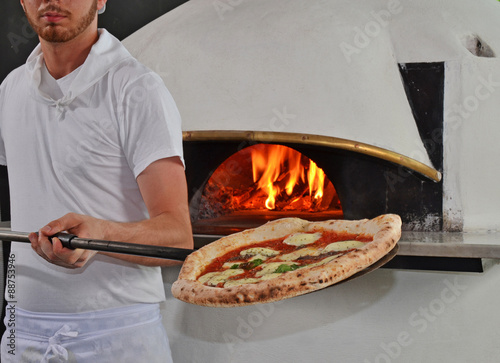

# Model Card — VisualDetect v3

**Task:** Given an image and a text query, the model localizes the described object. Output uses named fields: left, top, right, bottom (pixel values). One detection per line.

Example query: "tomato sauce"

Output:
left=199, top=231, right=372, bottom=279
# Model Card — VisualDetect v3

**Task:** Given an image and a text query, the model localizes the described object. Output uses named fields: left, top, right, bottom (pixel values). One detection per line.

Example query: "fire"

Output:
left=308, top=160, right=325, bottom=200
left=251, top=145, right=326, bottom=210
left=197, top=143, right=342, bottom=221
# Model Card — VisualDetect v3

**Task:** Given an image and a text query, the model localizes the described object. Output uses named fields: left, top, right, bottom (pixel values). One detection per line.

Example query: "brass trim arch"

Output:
left=183, top=130, right=442, bottom=182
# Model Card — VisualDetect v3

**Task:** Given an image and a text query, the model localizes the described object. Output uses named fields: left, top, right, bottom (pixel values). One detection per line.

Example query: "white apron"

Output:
left=1, top=304, right=173, bottom=363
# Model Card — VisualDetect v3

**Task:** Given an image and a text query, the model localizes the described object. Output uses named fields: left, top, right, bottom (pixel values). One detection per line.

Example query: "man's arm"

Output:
left=30, top=156, right=194, bottom=268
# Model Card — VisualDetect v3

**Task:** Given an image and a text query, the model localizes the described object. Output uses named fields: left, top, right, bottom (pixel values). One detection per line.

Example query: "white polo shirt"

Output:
left=0, top=29, right=184, bottom=313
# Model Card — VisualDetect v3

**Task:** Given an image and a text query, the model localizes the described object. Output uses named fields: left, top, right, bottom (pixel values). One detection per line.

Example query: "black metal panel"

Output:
left=398, top=63, right=445, bottom=171
left=383, top=256, right=484, bottom=273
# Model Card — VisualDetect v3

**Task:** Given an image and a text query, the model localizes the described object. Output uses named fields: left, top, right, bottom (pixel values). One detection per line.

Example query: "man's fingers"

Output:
left=34, top=236, right=90, bottom=268
left=39, top=213, right=84, bottom=238
left=30, top=213, right=99, bottom=268
left=39, top=221, right=63, bottom=237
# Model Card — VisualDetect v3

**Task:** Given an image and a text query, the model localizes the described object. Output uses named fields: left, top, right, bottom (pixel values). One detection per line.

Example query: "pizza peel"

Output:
left=0, top=230, right=194, bottom=261
left=0, top=228, right=399, bottom=290
left=0, top=230, right=398, bottom=269
left=334, top=244, right=399, bottom=285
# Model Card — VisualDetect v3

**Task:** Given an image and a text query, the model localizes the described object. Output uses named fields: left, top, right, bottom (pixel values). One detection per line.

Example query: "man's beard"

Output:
left=25, top=2, right=98, bottom=43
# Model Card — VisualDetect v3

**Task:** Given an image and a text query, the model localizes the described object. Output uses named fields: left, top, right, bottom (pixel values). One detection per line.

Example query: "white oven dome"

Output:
left=122, top=0, right=499, bottom=171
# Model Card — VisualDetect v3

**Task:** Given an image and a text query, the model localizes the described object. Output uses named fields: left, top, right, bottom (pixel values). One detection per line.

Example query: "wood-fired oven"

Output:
left=123, top=2, right=500, bottom=362
left=123, top=0, right=500, bottom=272
left=182, top=62, right=444, bottom=239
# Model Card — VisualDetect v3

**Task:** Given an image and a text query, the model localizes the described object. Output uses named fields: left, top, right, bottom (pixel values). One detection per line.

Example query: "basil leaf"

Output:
left=239, top=258, right=265, bottom=270
left=274, top=264, right=300, bottom=273
left=230, top=264, right=240, bottom=269
left=251, top=258, right=264, bottom=267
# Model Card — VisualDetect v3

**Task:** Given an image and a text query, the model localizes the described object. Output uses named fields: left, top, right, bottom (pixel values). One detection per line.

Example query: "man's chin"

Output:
left=39, top=26, right=73, bottom=43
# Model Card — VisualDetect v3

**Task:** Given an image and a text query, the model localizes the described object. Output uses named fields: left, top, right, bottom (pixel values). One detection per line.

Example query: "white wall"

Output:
left=444, top=57, right=500, bottom=231
left=161, top=262, right=500, bottom=363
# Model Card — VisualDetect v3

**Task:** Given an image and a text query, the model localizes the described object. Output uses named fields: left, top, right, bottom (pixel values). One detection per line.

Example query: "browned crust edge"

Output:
left=171, top=214, right=402, bottom=307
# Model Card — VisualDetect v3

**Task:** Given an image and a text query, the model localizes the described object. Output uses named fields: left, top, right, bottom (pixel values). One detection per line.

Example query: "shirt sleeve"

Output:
left=118, top=72, right=184, bottom=178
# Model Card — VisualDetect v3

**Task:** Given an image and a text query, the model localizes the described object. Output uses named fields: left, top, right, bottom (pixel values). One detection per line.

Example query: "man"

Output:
left=0, top=0, right=193, bottom=361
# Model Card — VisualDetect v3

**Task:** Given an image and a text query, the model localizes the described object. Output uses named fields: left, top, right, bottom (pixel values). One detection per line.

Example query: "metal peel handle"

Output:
left=0, top=230, right=193, bottom=261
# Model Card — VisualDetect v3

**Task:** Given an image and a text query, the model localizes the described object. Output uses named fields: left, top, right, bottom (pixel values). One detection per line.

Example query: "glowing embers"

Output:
left=198, top=144, right=343, bottom=223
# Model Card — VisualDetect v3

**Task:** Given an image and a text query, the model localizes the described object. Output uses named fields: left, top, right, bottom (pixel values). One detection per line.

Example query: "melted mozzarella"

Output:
left=249, top=254, right=270, bottom=262
left=306, top=255, right=338, bottom=268
left=224, top=272, right=284, bottom=287
left=222, top=253, right=275, bottom=270
left=240, top=247, right=280, bottom=257
left=224, top=278, right=261, bottom=287
left=201, top=238, right=366, bottom=288
left=283, top=232, right=322, bottom=246
left=260, top=273, right=282, bottom=280
left=198, top=269, right=244, bottom=285
left=279, top=247, right=321, bottom=261
left=324, top=240, right=366, bottom=252
left=255, top=262, right=294, bottom=277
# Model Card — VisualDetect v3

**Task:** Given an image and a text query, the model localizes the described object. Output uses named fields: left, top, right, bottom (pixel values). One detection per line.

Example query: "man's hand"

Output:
left=29, top=213, right=104, bottom=269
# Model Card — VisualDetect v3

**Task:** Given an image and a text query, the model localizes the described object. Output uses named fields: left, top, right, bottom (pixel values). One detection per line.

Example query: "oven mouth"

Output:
left=192, top=142, right=344, bottom=234
left=183, top=130, right=442, bottom=236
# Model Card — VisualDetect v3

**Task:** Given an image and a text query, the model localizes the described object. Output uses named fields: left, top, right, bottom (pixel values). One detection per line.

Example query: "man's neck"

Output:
left=40, top=27, right=99, bottom=80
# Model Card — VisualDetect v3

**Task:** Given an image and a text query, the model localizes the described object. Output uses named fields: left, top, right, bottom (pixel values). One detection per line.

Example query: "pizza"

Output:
left=172, top=214, right=401, bottom=307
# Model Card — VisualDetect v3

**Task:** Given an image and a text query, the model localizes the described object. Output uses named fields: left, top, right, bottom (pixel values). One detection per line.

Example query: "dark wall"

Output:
left=1, top=0, right=189, bottom=83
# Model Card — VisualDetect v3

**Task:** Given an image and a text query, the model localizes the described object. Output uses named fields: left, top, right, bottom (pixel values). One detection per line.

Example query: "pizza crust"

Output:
left=172, top=214, right=401, bottom=307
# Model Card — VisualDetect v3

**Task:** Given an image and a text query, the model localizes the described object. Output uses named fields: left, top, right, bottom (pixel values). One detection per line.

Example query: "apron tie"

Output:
left=41, top=324, right=78, bottom=363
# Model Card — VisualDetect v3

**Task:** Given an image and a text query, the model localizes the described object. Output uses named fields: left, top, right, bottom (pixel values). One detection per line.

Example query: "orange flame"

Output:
left=251, top=145, right=325, bottom=210
left=308, top=160, right=325, bottom=200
